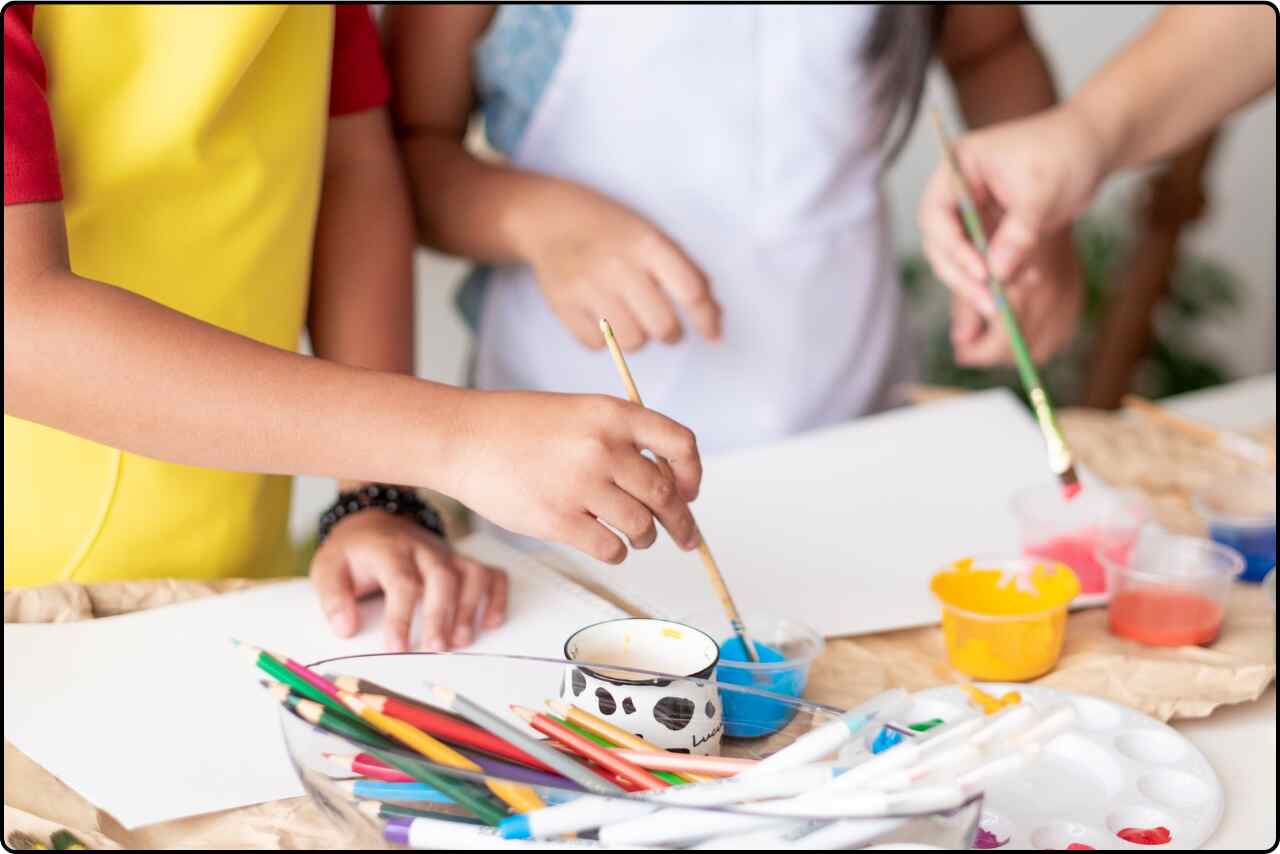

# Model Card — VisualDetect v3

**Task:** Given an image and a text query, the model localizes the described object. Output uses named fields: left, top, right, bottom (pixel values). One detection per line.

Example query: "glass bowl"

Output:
left=278, top=652, right=983, bottom=849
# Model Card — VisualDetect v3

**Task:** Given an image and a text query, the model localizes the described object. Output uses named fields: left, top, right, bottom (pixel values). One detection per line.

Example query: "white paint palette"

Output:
left=895, top=684, right=1223, bottom=851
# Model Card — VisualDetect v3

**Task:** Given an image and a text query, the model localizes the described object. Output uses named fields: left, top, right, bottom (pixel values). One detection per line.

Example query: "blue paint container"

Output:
left=677, top=611, right=823, bottom=739
left=1195, top=473, right=1276, bottom=583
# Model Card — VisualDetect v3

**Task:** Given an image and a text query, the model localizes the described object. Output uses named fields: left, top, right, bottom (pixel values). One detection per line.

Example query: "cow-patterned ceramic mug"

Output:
left=562, top=618, right=723, bottom=755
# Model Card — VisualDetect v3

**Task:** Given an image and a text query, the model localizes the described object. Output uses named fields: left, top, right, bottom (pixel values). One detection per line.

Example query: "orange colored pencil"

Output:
left=607, top=748, right=756, bottom=777
left=511, top=705, right=667, bottom=792
left=546, top=699, right=710, bottom=783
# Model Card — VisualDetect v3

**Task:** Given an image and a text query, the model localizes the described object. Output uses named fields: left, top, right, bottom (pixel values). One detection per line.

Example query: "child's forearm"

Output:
left=309, top=109, right=416, bottom=377
left=400, top=131, right=581, bottom=267
left=942, top=6, right=1058, bottom=129
left=1068, top=6, right=1275, bottom=175
left=4, top=202, right=469, bottom=490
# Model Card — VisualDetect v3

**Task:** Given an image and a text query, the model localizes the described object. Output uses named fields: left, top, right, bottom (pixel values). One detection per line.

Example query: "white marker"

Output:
left=956, top=743, right=1042, bottom=790
left=970, top=703, right=1039, bottom=747
left=744, top=785, right=968, bottom=819
left=1010, top=702, right=1076, bottom=746
left=597, top=808, right=788, bottom=847
left=498, top=764, right=844, bottom=840
left=383, top=814, right=652, bottom=850
left=791, top=816, right=906, bottom=850
left=745, top=689, right=910, bottom=776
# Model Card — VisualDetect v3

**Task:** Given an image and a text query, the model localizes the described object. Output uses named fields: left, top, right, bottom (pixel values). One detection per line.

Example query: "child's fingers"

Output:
left=379, top=566, right=423, bottom=654
left=624, top=272, right=684, bottom=345
left=629, top=409, right=702, bottom=504
left=310, top=551, right=360, bottom=638
left=481, top=569, right=509, bottom=630
left=610, top=452, right=697, bottom=550
left=561, top=511, right=629, bottom=565
left=588, top=482, right=660, bottom=550
left=449, top=557, right=504, bottom=647
left=551, top=300, right=607, bottom=350
left=649, top=241, right=720, bottom=342
left=596, top=294, right=646, bottom=351
left=924, top=237, right=995, bottom=317
left=415, top=546, right=460, bottom=652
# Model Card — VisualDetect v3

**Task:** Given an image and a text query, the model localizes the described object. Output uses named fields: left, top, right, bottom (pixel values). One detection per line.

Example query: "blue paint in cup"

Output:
left=1195, top=473, right=1276, bottom=584
left=715, top=637, right=804, bottom=738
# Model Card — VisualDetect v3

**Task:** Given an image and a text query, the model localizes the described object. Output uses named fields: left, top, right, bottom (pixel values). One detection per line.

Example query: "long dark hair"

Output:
left=864, top=4, right=946, bottom=164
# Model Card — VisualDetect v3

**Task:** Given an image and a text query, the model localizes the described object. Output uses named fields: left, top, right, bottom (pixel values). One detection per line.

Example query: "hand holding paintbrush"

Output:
left=929, top=110, right=1082, bottom=499
left=598, top=318, right=762, bottom=661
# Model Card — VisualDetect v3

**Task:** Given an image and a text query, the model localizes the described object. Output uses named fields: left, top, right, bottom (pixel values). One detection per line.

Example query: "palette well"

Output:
left=900, top=684, right=1223, bottom=851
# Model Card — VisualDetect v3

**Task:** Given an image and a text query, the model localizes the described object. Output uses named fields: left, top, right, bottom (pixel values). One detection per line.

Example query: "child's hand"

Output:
left=949, top=228, right=1083, bottom=367
left=440, top=390, right=703, bottom=564
left=521, top=185, right=721, bottom=351
left=310, top=510, right=508, bottom=652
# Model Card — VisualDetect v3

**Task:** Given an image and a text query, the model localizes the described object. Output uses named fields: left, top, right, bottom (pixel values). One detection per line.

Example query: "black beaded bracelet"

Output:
left=317, top=483, right=446, bottom=545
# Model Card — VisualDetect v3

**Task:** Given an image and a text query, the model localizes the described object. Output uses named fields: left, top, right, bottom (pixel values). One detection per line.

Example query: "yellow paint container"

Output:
left=930, top=556, right=1080, bottom=681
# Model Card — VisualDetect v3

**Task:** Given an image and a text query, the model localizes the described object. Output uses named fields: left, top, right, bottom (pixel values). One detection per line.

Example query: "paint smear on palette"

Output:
left=1065, top=844, right=1095, bottom=850
left=973, top=827, right=1007, bottom=849
left=871, top=726, right=904, bottom=754
left=965, top=684, right=1021, bottom=715
left=1116, top=826, right=1172, bottom=845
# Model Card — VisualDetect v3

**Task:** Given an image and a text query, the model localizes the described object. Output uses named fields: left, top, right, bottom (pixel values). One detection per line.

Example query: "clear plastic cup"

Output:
left=1193, top=471, right=1276, bottom=583
left=672, top=610, right=823, bottom=738
left=1098, top=531, right=1243, bottom=646
left=1010, top=482, right=1148, bottom=597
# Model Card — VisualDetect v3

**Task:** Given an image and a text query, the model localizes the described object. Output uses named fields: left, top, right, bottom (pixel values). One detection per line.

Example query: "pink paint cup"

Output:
left=1010, top=482, right=1148, bottom=597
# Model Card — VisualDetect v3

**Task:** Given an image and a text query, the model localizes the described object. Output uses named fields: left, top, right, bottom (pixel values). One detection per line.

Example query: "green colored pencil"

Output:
left=235, top=640, right=363, bottom=725
left=359, top=745, right=510, bottom=827
left=553, top=716, right=686, bottom=786
left=929, top=109, right=1081, bottom=499
left=269, top=684, right=396, bottom=751
left=355, top=799, right=485, bottom=825
left=49, top=830, right=87, bottom=851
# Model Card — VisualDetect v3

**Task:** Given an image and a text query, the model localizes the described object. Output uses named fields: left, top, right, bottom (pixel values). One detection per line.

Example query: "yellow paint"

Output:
left=661, top=627, right=685, bottom=640
left=931, top=557, right=1079, bottom=681
left=964, top=684, right=1022, bottom=715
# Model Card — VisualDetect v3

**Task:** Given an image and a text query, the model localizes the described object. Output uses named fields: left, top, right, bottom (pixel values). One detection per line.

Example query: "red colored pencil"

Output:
left=510, top=705, right=668, bottom=792
left=323, top=752, right=415, bottom=783
left=362, top=693, right=558, bottom=775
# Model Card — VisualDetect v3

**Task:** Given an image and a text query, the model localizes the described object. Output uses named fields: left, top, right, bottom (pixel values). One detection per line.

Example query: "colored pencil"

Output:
left=550, top=716, right=686, bottom=786
left=339, top=691, right=545, bottom=814
left=547, top=699, right=710, bottom=783
left=598, top=317, right=761, bottom=661
left=928, top=110, right=1081, bottom=499
left=427, top=684, right=624, bottom=796
left=362, top=692, right=559, bottom=774
left=511, top=705, right=667, bottom=792
left=268, top=683, right=396, bottom=750
left=333, top=748, right=575, bottom=792
left=337, top=778, right=455, bottom=804
left=356, top=799, right=485, bottom=826
left=6, top=832, right=48, bottom=851
left=237, top=641, right=361, bottom=724
left=606, top=748, right=755, bottom=778
left=359, top=744, right=511, bottom=827
left=325, top=751, right=415, bottom=783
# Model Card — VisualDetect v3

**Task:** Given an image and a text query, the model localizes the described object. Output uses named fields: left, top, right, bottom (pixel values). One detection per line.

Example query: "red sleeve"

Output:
left=4, top=3, right=62, bottom=204
left=329, top=4, right=391, bottom=117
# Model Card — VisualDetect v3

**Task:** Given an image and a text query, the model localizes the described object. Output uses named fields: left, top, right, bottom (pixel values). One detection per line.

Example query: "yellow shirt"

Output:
left=4, top=5, right=386, bottom=586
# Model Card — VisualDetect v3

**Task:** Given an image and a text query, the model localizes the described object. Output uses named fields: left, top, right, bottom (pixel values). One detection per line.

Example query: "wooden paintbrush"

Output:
left=598, top=317, right=761, bottom=661
left=929, top=110, right=1082, bottom=500
left=1123, top=394, right=1274, bottom=467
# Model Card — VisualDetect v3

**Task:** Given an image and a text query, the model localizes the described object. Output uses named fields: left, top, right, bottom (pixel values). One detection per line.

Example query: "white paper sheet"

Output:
left=2, top=535, right=624, bottom=828
left=548, top=389, right=1051, bottom=638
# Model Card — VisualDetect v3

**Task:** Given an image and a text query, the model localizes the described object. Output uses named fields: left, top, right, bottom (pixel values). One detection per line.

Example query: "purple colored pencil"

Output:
left=456, top=746, right=582, bottom=791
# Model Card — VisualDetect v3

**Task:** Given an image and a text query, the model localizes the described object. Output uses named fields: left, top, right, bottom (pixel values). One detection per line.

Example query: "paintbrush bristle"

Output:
left=1058, top=466, right=1082, bottom=500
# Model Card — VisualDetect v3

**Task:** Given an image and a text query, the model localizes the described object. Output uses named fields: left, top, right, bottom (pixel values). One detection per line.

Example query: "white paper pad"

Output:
left=548, top=389, right=1049, bottom=637
left=2, top=535, right=624, bottom=828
